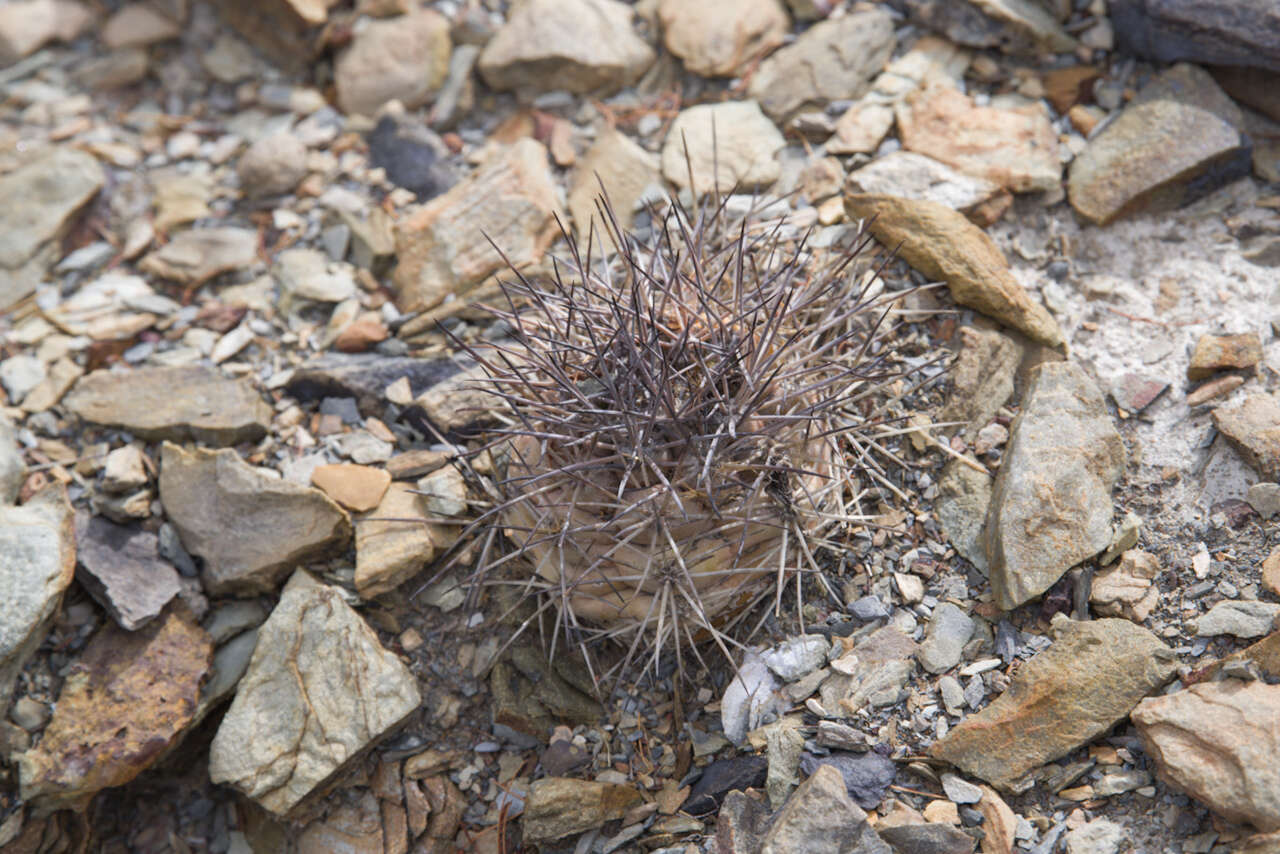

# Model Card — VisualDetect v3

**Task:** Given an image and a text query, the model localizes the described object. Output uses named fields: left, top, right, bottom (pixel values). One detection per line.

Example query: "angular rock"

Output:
left=393, top=138, right=561, bottom=313
left=1111, top=0, right=1280, bottom=73
left=1134, top=679, right=1280, bottom=830
left=897, top=0, right=1075, bottom=55
left=65, top=365, right=271, bottom=446
left=722, top=652, right=784, bottom=745
left=661, top=101, right=785, bottom=197
left=846, top=153, right=1008, bottom=225
left=0, top=419, right=23, bottom=505
left=879, top=822, right=976, bottom=854
left=101, top=446, right=150, bottom=494
left=1188, top=331, right=1262, bottom=379
left=1090, top=550, right=1161, bottom=622
left=747, top=9, right=895, bottom=120
left=490, top=644, right=601, bottom=743
left=285, top=353, right=463, bottom=415
left=567, top=127, right=661, bottom=238
left=205, top=0, right=328, bottom=73
left=311, top=464, right=390, bottom=513
left=0, top=355, right=44, bottom=406
left=845, top=194, right=1064, bottom=349
left=657, top=0, right=788, bottom=78
left=1110, top=372, right=1170, bottom=415
left=365, top=114, right=456, bottom=201
left=159, top=443, right=352, bottom=595
left=984, top=362, right=1124, bottom=610
left=101, top=3, right=180, bottom=48
left=209, top=570, right=421, bottom=815
left=477, top=0, right=654, bottom=97
left=799, top=752, right=897, bottom=811
left=760, top=764, right=890, bottom=854
left=1196, top=600, right=1280, bottom=638
left=762, top=635, right=830, bottom=682
left=1213, top=393, right=1280, bottom=480
left=76, top=515, right=181, bottom=631
left=17, top=606, right=212, bottom=810
left=139, top=227, right=259, bottom=284
left=20, top=356, right=82, bottom=413
left=237, top=132, right=308, bottom=197
left=941, top=326, right=1024, bottom=441
left=523, top=777, right=643, bottom=842
left=355, top=482, right=458, bottom=598
left=275, top=247, right=357, bottom=303
left=1064, top=818, right=1125, bottom=854
left=931, top=617, right=1177, bottom=790
left=1247, top=482, right=1280, bottom=520
left=334, top=9, right=450, bottom=116
left=920, top=603, right=976, bottom=674
left=0, top=0, right=92, bottom=64
left=716, top=790, right=772, bottom=854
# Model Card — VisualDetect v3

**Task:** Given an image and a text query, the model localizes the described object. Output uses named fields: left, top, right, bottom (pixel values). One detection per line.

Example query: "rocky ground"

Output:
left=2, top=0, right=1280, bottom=852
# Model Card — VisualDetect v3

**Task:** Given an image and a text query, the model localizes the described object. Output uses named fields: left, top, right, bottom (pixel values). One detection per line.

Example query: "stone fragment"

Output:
left=522, top=778, right=642, bottom=842
left=1265, top=546, right=1280, bottom=597
left=828, top=102, right=896, bottom=156
left=365, top=114, right=456, bottom=202
left=747, top=9, right=895, bottom=120
left=355, top=483, right=457, bottom=599
left=0, top=420, right=23, bottom=505
left=1213, top=393, right=1280, bottom=480
left=716, top=790, right=772, bottom=854
left=1197, top=600, right=1280, bottom=639
left=237, top=132, right=308, bottom=198
left=845, top=194, right=1063, bottom=350
left=66, top=365, right=270, bottom=446
left=311, top=464, right=390, bottom=513
left=477, top=0, right=654, bottom=98
left=76, top=516, right=181, bottom=631
left=297, top=790, right=384, bottom=853
left=101, top=3, right=180, bottom=48
left=1134, top=679, right=1280, bottom=830
left=920, top=603, right=976, bottom=674
left=416, top=466, right=466, bottom=516
left=657, top=0, right=788, bottom=78
left=1062, top=818, right=1124, bottom=854
left=820, top=628, right=917, bottom=715
left=1090, top=550, right=1161, bottom=622
left=896, top=86, right=1060, bottom=193
left=1111, top=0, right=1280, bottom=73
left=897, top=0, right=1075, bottom=55
left=275, top=248, right=357, bottom=303
left=661, top=101, right=785, bottom=197
left=490, top=643, right=602, bottom=743
left=941, top=326, right=1024, bottom=441
left=1188, top=332, right=1262, bottom=379
left=17, top=606, right=212, bottom=810
left=0, top=0, right=92, bottom=64
left=159, top=443, right=352, bottom=595
left=879, top=822, right=975, bottom=854
left=139, top=227, right=259, bottom=284
left=101, top=446, right=150, bottom=494
left=931, top=617, right=1177, bottom=790
left=20, top=356, right=82, bottom=413
left=0, top=147, right=104, bottom=309
left=722, top=652, right=784, bottom=745
left=759, top=764, right=890, bottom=854
left=846, top=153, right=1008, bottom=224
left=393, top=138, right=561, bottom=313
left=984, top=363, right=1124, bottom=610
left=1110, top=372, right=1169, bottom=415
left=286, top=354, right=463, bottom=415
left=209, top=571, right=421, bottom=815
left=204, top=0, right=327, bottom=73
left=567, top=128, right=661, bottom=237
left=334, top=9, right=451, bottom=116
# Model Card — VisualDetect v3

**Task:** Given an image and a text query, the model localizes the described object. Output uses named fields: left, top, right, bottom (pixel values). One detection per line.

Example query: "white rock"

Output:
left=761, top=635, right=831, bottom=682
left=721, top=652, right=784, bottom=745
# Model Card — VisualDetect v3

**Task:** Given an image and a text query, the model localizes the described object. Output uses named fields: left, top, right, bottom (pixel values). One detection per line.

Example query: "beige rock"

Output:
left=522, top=777, right=643, bottom=842
left=210, top=571, right=421, bottom=816
left=1264, top=545, right=1280, bottom=597
left=101, top=3, right=181, bottom=48
left=20, top=356, right=83, bottom=413
left=567, top=128, right=661, bottom=238
left=657, top=0, right=788, bottom=78
left=661, top=101, right=784, bottom=197
left=102, top=445, right=150, bottom=494
left=155, top=170, right=213, bottom=231
left=355, top=482, right=458, bottom=599
left=139, top=227, right=259, bottom=284
left=237, top=132, right=309, bottom=198
left=1213, top=393, right=1280, bottom=481
left=936, top=457, right=992, bottom=575
left=311, top=463, right=391, bottom=512
left=846, top=152, right=1009, bottom=225
left=1091, top=550, right=1161, bottom=622
left=978, top=785, right=1017, bottom=854
left=939, top=326, right=1024, bottom=441
left=0, top=0, right=92, bottom=64
left=334, top=9, right=451, bottom=117
left=393, top=138, right=561, bottom=313
left=297, top=790, right=384, bottom=853
left=827, top=102, right=896, bottom=155
left=1188, top=332, right=1263, bottom=380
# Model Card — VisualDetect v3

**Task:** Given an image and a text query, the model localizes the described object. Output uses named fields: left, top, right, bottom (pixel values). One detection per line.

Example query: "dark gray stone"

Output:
left=879, top=823, right=976, bottom=854
left=1112, top=0, right=1280, bottom=73
left=76, top=515, right=181, bottom=631
left=686, top=756, right=769, bottom=815
left=285, top=353, right=463, bottom=415
left=799, top=751, right=896, bottom=809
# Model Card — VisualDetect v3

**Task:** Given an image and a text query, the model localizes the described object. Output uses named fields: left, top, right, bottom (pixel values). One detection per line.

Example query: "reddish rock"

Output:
left=334, top=318, right=390, bottom=353
left=1187, top=332, right=1262, bottom=379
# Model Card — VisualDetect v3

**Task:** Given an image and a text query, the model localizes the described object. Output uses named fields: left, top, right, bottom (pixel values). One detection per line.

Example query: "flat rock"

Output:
left=661, top=101, right=785, bottom=197
left=1111, top=0, right=1280, bottom=72
left=522, top=777, right=643, bottom=842
left=1196, top=600, right=1280, bottom=638
left=393, top=138, right=561, bottom=313
left=311, top=464, right=390, bottom=513
left=657, top=0, right=787, bottom=78
left=285, top=353, right=462, bottom=414
left=355, top=482, right=458, bottom=598
left=1090, top=550, right=1161, bottom=622
left=139, top=227, right=259, bottom=284
left=65, top=365, right=271, bottom=445
left=567, top=127, right=661, bottom=238
left=0, top=487, right=75, bottom=710
left=845, top=194, right=1064, bottom=350
left=0, top=147, right=104, bottom=309
left=845, top=152, right=1008, bottom=224
left=0, top=0, right=92, bottom=64
left=747, top=9, right=895, bottom=120
left=0, top=419, right=23, bottom=504
left=1133, top=679, right=1280, bottom=830
left=477, top=0, right=654, bottom=97
left=334, top=8, right=450, bottom=116
left=17, top=606, right=212, bottom=810
left=365, top=114, right=456, bottom=201
left=1213, top=393, right=1280, bottom=480
left=984, top=362, right=1124, bottom=610
left=878, top=822, right=976, bottom=854
left=274, top=247, right=357, bottom=303
left=76, top=515, right=181, bottom=631
left=1250, top=483, right=1280, bottom=520
left=760, top=764, right=890, bottom=854
left=941, top=326, right=1024, bottom=441
left=920, top=603, right=976, bottom=674
left=762, top=635, right=831, bottom=682
left=490, top=644, right=602, bottom=744
left=1064, top=818, right=1125, bottom=854
left=931, top=617, right=1177, bottom=790
left=897, top=0, right=1075, bottom=55
left=159, top=443, right=352, bottom=596
left=1188, top=332, right=1262, bottom=379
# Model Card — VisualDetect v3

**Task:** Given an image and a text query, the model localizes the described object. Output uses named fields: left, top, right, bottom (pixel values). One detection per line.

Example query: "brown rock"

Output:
left=17, top=606, right=212, bottom=810
left=1186, top=373, right=1244, bottom=407
left=567, top=128, right=661, bottom=238
left=334, top=317, right=390, bottom=353
left=931, top=617, right=1177, bottom=790
left=1264, top=545, right=1280, bottom=597
left=844, top=194, right=1064, bottom=349
left=1090, top=550, right=1162, bottom=622
left=940, top=325, right=1024, bottom=440
left=355, top=483, right=457, bottom=598
left=334, top=9, right=451, bottom=117
left=204, top=0, right=325, bottom=73
left=312, top=464, right=391, bottom=512
left=1187, top=332, right=1262, bottom=379
left=522, top=778, right=643, bottom=842
left=657, top=0, right=789, bottom=78
left=0, top=0, right=92, bottom=63
left=1213, top=393, right=1280, bottom=480
left=101, top=3, right=181, bottom=49
left=1043, top=65, right=1103, bottom=114
left=138, top=226, right=260, bottom=284
left=297, top=790, right=384, bottom=854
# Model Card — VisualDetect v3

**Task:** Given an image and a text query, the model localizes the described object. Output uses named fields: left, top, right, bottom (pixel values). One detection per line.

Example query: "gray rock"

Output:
left=936, top=459, right=993, bottom=575
left=1064, top=818, right=1126, bottom=854
left=761, top=764, right=891, bottom=854
left=897, top=0, right=1075, bottom=55
left=209, top=570, right=421, bottom=815
left=942, top=326, right=1024, bottom=442
left=334, top=8, right=451, bottom=116
left=202, top=600, right=269, bottom=644
left=237, top=132, right=308, bottom=197
left=762, top=635, right=831, bottom=682
left=661, top=101, right=785, bottom=197
left=274, top=248, right=356, bottom=304
left=139, top=227, right=259, bottom=284
left=845, top=152, right=1007, bottom=222
left=920, top=603, right=975, bottom=674
left=1112, top=0, right=1280, bottom=72
left=0, top=355, right=45, bottom=405
left=75, top=515, right=180, bottom=631
left=940, top=772, right=983, bottom=804
left=765, top=719, right=806, bottom=809
left=0, top=419, right=24, bottom=505
left=879, top=822, right=977, bottom=854
left=1196, top=600, right=1280, bottom=638
left=0, top=0, right=92, bottom=65
left=822, top=657, right=914, bottom=714
left=721, top=652, right=784, bottom=745
left=938, top=675, right=966, bottom=715
left=984, top=362, right=1125, bottom=611
left=851, top=594, right=892, bottom=621
left=799, top=752, right=898, bottom=811
left=1247, top=482, right=1280, bottom=519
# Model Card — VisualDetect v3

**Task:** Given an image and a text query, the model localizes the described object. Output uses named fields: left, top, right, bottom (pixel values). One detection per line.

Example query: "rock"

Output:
left=209, top=572, right=420, bottom=816
left=820, top=628, right=917, bottom=715
left=139, top=227, right=259, bottom=284
left=310, top=464, right=390, bottom=513
left=416, top=465, right=467, bottom=516
left=828, top=102, right=897, bottom=156
left=761, top=636, right=829, bottom=682
left=747, top=9, right=895, bottom=120
left=1264, top=546, right=1280, bottom=597
left=661, top=101, right=785, bottom=197
left=334, top=9, right=450, bottom=116
left=800, top=751, right=897, bottom=812
left=1213, top=393, right=1280, bottom=480
left=0, top=355, right=44, bottom=405
left=0, top=147, right=104, bottom=309
left=845, top=194, right=1064, bottom=350
left=568, top=127, right=661, bottom=238
left=286, top=354, right=463, bottom=415
left=931, top=617, right=1177, bottom=790
left=1212, top=66, right=1280, bottom=123
left=851, top=594, right=891, bottom=621
left=355, top=482, right=457, bottom=598
left=20, top=356, right=82, bottom=413
left=237, top=132, right=308, bottom=197
left=896, top=86, right=1060, bottom=193
left=17, top=606, right=212, bottom=810
left=1110, top=372, right=1170, bottom=415
left=296, top=790, right=384, bottom=853
left=102, top=446, right=150, bottom=494
left=366, top=114, right=456, bottom=201
left=1067, top=64, right=1251, bottom=225
left=522, top=778, right=642, bottom=842
left=657, top=0, right=787, bottom=78
left=1196, top=600, right=1280, bottom=638
left=0, top=487, right=75, bottom=710
left=940, top=773, right=983, bottom=804
left=941, top=326, right=1024, bottom=441
left=1237, top=830, right=1280, bottom=854
left=716, top=789, right=772, bottom=853
left=0, top=0, right=92, bottom=64
left=984, top=363, right=1124, bottom=611
left=65, top=365, right=270, bottom=446
left=76, top=516, right=181, bottom=631
left=405, top=359, right=502, bottom=434
left=878, top=822, right=976, bottom=854
left=151, top=171, right=212, bottom=231
left=1111, top=0, right=1280, bottom=72
left=845, top=153, right=1008, bottom=225
left=101, top=3, right=180, bottom=48
left=1063, top=818, right=1125, bottom=854
left=760, top=764, right=890, bottom=854
left=896, top=0, right=1075, bottom=55
left=1134, top=679, right=1280, bottom=830
left=490, top=644, right=601, bottom=743
left=1090, top=550, right=1161, bottom=622
left=920, top=603, right=976, bottom=674
left=477, top=0, right=654, bottom=98
left=722, top=652, right=784, bottom=745
left=1188, top=331, right=1262, bottom=379
left=274, top=248, right=357, bottom=303
left=159, top=443, right=352, bottom=596
left=393, top=138, right=561, bottom=313
left=0, top=420, right=23, bottom=504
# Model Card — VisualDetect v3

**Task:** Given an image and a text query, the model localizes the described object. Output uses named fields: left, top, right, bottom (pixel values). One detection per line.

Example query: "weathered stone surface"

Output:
left=17, top=606, right=212, bottom=810
left=477, top=0, right=654, bottom=97
left=844, top=194, right=1064, bottom=350
left=296, top=789, right=384, bottom=853
left=846, top=153, right=1008, bottom=224
left=65, top=365, right=271, bottom=446
left=275, top=247, right=357, bottom=303
left=393, top=138, right=561, bottom=313
left=1213, top=393, right=1280, bottom=480
left=237, top=132, right=308, bottom=197
left=1197, top=600, right=1280, bottom=638
left=522, top=777, right=643, bottom=842
left=760, top=764, right=890, bottom=854
left=657, top=0, right=788, bottom=78
left=568, top=127, right=661, bottom=238
left=311, top=464, right=390, bottom=513
left=1090, top=550, right=1161, bottom=622
left=0, top=487, right=74, bottom=710
left=0, top=147, right=104, bottom=308
left=879, top=822, right=976, bottom=854
left=897, top=0, right=1075, bottom=55
left=355, top=482, right=458, bottom=599
left=209, top=571, right=421, bottom=816
left=101, top=3, right=180, bottom=48
left=896, top=86, right=1060, bottom=193
left=1112, top=0, right=1280, bottom=73
left=159, top=443, right=352, bottom=595
left=984, top=362, right=1124, bottom=610
left=747, top=9, right=895, bottom=120
left=936, top=459, right=992, bottom=575
left=285, top=354, right=462, bottom=415
left=941, top=326, right=1024, bottom=440
left=932, top=617, right=1177, bottom=790
left=0, top=0, right=92, bottom=64
left=1110, top=372, right=1170, bottom=415
left=661, top=101, right=785, bottom=197
left=138, top=227, right=259, bottom=284
left=76, top=515, right=181, bottom=631
left=334, top=9, right=450, bottom=117
left=920, top=603, right=976, bottom=674
left=1134, top=679, right=1280, bottom=830
left=1188, top=332, right=1263, bottom=379
left=0, top=419, right=23, bottom=505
